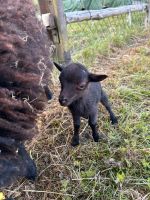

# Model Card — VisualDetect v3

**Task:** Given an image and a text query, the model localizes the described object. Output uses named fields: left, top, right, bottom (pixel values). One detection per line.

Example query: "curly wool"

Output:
left=0, top=0, right=52, bottom=141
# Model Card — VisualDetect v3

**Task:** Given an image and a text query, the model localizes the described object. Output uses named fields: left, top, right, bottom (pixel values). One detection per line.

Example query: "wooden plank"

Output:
left=42, top=13, right=55, bottom=28
left=65, top=4, right=147, bottom=24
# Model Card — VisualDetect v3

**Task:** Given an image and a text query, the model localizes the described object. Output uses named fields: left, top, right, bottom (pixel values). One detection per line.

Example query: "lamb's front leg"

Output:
left=88, top=109, right=99, bottom=142
left=71, top=115, right=80, bottom=147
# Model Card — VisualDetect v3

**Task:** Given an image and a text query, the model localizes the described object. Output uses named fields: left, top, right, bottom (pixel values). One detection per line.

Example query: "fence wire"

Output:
left=65, top=0, right=148, bottom=62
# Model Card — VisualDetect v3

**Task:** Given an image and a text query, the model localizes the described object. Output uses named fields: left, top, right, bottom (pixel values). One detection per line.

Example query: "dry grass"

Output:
left=2, top=35, right=149, bottom=200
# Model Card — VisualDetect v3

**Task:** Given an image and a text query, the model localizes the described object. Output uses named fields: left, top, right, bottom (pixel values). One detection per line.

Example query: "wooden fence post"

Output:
left=51, top=0, right=71, bottom=64
left=127, top=10, right=132, bottom=26
left=38, top=0, right=71, bottom=64
left=145, top=0, right=150, bottom=28
left=38, top=0, right=56, bottom=47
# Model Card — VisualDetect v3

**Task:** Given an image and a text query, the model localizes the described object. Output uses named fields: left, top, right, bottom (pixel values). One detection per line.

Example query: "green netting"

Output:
left=63, top=0, right=134, bottom=12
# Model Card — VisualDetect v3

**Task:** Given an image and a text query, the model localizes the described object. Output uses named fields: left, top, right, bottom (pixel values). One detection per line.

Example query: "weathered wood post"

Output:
left=127, top=10, right=132, bottom=26
left=145, top=0, right=150, bottom=28
left=52, top=0, right=71, bottom=64
left=38, top=0, right=56, bottom=49
left=38, top=0, right=71, bottom=64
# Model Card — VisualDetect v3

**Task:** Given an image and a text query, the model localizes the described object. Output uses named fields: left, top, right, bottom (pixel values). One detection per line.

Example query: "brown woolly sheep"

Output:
left=0, top=0, right=53, bottom=187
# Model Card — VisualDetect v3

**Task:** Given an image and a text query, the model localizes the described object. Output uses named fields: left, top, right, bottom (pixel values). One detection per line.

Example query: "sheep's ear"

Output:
left=88, top=73, right=108, bottom=82
left=53, top=62, right=63, bottom=71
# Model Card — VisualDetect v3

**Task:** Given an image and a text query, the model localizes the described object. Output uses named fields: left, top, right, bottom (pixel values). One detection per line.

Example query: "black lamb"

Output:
left=54, top=62, right=118, bottom=146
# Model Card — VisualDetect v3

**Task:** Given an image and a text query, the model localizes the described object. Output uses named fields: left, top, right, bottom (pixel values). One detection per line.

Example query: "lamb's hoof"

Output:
left=93, top=133, right=108, bottom=142
left=111, top=116, right=118, bottom=125
left=71, top=136, right=79, bottom=147
left=93, top=134, right=99, bottom=142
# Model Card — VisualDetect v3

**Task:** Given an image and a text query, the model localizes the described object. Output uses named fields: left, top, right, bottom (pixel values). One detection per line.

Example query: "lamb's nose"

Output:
left=59, top=97, right=68, bottom=106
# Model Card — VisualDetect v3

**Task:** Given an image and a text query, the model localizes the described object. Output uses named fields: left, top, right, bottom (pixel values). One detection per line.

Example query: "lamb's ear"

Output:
left=88, top=73, right=108, bottom=82
left=53, top=62, right=63, bottom=71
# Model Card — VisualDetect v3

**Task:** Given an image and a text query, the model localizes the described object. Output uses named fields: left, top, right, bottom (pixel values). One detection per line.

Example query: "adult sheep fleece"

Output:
left=0, top=0, right=53, bottom=187
left=0, top=0, right=52, bottom=141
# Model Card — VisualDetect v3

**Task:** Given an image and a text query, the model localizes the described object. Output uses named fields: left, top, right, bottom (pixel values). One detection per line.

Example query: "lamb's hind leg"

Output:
left=88, top=108, right=99, bottom=142
left=101, top=90, right=118, bottom=124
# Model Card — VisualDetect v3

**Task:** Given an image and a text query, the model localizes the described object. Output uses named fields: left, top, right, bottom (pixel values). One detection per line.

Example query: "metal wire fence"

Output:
left=65, top=0, right=148, bottom=62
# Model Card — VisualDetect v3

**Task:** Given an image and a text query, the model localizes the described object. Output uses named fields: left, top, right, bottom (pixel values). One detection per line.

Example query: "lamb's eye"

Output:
left=76, top=83, right=86, bottom=90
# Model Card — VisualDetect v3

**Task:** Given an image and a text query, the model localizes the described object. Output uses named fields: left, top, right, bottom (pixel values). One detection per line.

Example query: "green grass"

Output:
left=67, top=12, right=147, bottom=65
left=56, top=44, right=150, bottom=200
left=57, top=13, right=150, bottom=200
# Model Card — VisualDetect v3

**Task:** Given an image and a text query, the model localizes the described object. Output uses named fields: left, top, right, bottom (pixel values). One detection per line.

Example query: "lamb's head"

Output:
left=54, top=62, right=107, bottom=106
